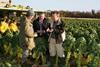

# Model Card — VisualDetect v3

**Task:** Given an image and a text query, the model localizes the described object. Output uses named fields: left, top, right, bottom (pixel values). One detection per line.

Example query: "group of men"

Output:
left=20, top=10, right=65, bottom=66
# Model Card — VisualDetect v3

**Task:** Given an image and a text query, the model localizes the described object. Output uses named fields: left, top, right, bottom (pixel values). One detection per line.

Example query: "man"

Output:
left=33, top=12, right=49, bottom=64
left=20, top=10, right=35, bottom=64
left=33, top=12, right=48, bottom=37
left=47, top=11, right=65, bottom=66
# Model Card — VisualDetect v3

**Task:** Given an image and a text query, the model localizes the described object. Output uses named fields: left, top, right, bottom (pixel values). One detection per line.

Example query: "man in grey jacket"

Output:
left=20, top=10, right=35, bottom=64
left=47, top=11, right=65, bottom=66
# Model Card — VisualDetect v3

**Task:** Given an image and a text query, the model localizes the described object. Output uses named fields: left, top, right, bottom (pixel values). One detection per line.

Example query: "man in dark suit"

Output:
left=33, top=12, right=49, bottom=64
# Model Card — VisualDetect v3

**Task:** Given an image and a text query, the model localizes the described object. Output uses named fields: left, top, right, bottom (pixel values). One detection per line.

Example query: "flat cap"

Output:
left=27, top=9, right=35, bottom=16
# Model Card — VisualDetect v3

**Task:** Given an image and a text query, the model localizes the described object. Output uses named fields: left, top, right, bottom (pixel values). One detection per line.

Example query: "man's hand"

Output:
left=46, top=28, right=53, bottom=32
left=50, top=29, right=54, bottom=32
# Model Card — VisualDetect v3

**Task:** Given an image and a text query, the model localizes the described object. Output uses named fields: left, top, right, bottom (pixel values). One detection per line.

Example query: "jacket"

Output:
left=19, top=16, right=35, bottom=50
left=33, top=17, right=49, bottom=37
left=48, top=19, right=65, bottom=44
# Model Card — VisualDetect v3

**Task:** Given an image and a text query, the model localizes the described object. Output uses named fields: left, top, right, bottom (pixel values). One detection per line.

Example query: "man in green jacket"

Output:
left=20, top=10, right=35, bottom=64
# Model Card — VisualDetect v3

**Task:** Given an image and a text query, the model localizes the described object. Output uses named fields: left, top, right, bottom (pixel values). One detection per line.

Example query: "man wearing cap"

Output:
left=19, top=9, right=35, bottom=64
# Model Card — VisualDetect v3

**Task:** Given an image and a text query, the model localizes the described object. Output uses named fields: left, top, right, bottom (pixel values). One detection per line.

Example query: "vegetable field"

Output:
left=0, top=18, right=100, bottom=67
left=63, top=18, right=100, bottom=67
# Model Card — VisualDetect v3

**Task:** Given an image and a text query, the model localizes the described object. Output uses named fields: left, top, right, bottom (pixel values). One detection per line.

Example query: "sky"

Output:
left=1, top=0, right=100, bottom=11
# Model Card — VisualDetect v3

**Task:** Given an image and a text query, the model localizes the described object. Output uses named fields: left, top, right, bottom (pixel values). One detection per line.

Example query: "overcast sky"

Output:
left=2, top=0, right=100, bottom=11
